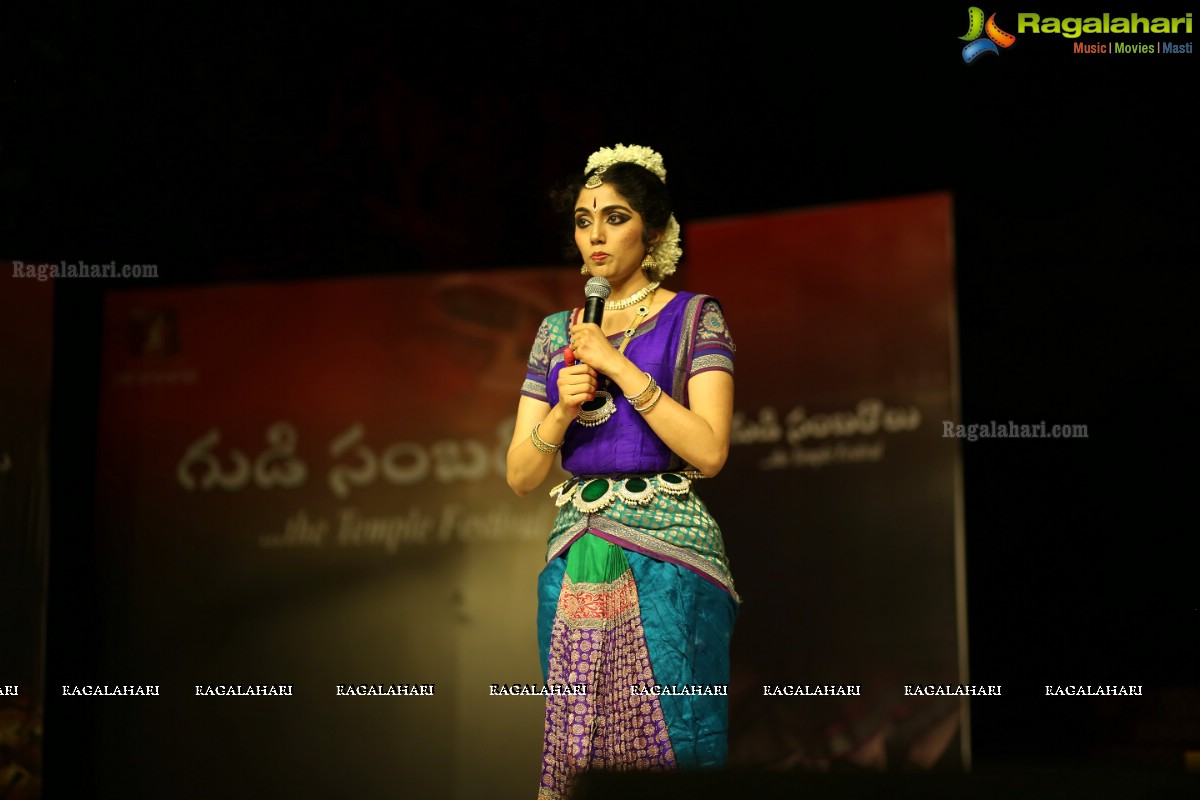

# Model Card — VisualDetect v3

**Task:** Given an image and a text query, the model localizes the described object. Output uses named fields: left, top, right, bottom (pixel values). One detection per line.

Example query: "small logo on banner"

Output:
left=128, top=308, right=180, bottom=356
left=960, top=7, right=1017, bottom=62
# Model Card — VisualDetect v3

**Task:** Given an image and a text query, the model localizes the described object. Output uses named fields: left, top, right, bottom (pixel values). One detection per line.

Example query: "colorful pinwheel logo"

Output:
left=960, top=7, right=1016, bottom=63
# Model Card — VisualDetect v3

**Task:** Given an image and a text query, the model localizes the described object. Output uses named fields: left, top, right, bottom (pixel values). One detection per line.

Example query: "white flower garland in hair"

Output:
left=651, top=215, right=682, bottom=280
left=585, top=143, right=666, bottom=182
left=584, top=143, right=682, bottom=280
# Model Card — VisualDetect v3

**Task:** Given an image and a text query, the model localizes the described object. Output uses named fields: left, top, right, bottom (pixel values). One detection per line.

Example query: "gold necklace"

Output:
left=605, top=281, right=660, bottom=311
left=576, top=291, right=656, bottom=427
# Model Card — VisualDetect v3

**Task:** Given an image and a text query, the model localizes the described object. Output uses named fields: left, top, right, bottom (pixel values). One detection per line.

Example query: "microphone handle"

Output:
left=582, top=295, right=605, bottom=326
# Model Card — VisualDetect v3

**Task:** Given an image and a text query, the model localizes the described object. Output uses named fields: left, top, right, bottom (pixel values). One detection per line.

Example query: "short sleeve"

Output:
left=689, top=298, right=735, bottom=377
left=521, top=317, right=553, bottom=401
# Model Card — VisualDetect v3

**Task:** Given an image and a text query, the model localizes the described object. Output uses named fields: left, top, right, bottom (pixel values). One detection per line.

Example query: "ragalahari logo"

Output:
left=960, top=7, right=1017, bottom=62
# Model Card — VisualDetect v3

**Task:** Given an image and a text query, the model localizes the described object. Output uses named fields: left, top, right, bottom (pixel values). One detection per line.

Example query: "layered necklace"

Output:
left=576, top=288, right=657, bottom=427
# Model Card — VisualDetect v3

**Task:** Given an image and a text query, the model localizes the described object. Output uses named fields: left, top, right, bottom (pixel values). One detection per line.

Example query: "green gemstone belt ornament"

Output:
left=655, top=471, right=692, bottom=495
left=616, top=476, right=655, bottom=506
left=555, top=472, right=704, bottom=514
left=574, top=478, right=617, bottom=513
left=550, top=478, right=578, bottom=508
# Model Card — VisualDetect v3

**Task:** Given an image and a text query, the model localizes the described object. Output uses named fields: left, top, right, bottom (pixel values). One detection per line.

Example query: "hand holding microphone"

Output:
left=565, top=276, right=610, bottom=367
left=558, top=276, right=611, bottom=420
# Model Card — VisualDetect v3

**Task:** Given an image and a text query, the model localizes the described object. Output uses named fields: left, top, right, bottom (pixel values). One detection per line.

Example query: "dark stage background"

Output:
left=1, top=2, right=1196, bottom=798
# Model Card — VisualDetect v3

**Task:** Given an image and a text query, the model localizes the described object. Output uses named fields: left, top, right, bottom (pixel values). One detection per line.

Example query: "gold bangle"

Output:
left=632, top=385, right=663, bottom=414
left=624, top=372, right=657, bottom=406
left=530, top=422, right=562, bottom=453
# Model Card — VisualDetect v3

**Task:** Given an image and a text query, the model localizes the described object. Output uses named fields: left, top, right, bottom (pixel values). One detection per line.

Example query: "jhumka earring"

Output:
left=640, top=252, right=657, bottom=273
left=581, top=264, right=592, bottom=276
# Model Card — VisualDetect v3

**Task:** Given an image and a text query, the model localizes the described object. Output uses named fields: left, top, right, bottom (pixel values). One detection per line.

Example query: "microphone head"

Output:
left=584, top=276, right=611, bottom=300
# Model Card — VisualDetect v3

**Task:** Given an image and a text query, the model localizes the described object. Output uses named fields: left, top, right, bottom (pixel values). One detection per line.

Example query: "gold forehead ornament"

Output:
left=584, top=165, right=607, bottom=189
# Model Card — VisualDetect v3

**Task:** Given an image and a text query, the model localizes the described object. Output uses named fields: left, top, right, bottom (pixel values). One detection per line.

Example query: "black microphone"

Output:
left=583, top=276, right=611, bottom=326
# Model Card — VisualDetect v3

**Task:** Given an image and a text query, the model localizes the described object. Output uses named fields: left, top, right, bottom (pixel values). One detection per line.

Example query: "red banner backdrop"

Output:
left=683, top=192, right=966, bottom=770
left=86, top=191, right=960, bottom=797
left=94, top=270, right=586, bottom=798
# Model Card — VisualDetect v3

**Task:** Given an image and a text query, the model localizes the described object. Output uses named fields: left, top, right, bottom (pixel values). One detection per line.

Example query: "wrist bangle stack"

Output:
left=632, top=385, right=663, bottom=413
left=626, top=372, right=663, bottom=414
left=530, top=421, right=563, bottom=454
left=624, top=372, right=658, bottom=409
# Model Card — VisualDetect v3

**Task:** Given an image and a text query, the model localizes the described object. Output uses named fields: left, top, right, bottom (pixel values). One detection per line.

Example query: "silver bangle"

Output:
left=530, top=421, right=562, bottom=453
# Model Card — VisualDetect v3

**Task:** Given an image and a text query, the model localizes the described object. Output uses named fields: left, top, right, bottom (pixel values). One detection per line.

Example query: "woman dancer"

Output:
left=507, top=144, right=738, bottom=798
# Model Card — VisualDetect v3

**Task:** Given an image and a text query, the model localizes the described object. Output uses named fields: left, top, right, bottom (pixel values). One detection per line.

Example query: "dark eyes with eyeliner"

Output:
left=576, top=213, right=631, bottom=228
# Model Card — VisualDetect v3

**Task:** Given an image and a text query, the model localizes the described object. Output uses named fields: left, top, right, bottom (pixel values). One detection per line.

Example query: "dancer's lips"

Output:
left=590, top=252, right=609, bottom=262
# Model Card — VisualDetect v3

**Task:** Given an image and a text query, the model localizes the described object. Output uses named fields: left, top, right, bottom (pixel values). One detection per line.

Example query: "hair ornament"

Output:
left=585, top=144, right=667, bottom=183
left=584, top=165, right=607, bottom=189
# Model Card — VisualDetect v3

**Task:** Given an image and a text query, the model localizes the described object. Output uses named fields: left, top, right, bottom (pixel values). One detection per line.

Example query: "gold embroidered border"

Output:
left=556, top=569, right=641, bottom=631
left=691, top=352, right=733, bottom=374
left=522, top=378, right=548, bottom=400
left=547, top=517, right=738, bottom=601
left=672, top=293, right=708, bottom=401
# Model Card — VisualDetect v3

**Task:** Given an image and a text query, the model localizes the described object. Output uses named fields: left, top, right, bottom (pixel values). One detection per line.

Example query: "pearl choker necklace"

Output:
left=605, top=281, right=661, bottom=311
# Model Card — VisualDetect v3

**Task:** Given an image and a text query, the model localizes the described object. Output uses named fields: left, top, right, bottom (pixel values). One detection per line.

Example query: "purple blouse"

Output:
left=521, top=292, right=735, bottom=476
